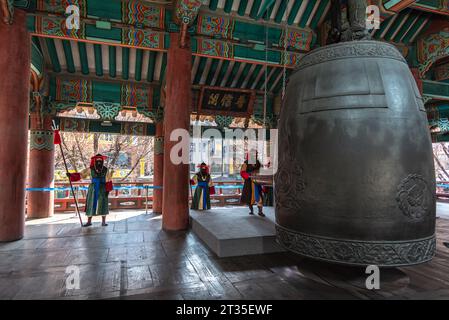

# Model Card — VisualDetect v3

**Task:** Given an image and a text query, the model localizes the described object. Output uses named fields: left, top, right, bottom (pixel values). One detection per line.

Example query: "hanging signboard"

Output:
left=198, top=86, right=255, bottom=117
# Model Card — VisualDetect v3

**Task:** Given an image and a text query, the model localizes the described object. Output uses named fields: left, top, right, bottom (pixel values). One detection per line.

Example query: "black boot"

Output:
left=83, top=217, right=93, bottom=227
left=249, top=205, right=254, bottom=215
left=258, top=206, right=265, bottom=217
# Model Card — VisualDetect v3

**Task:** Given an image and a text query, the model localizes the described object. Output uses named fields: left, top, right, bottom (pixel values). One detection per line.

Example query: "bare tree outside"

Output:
left=55, top=132, right=154, bottom=182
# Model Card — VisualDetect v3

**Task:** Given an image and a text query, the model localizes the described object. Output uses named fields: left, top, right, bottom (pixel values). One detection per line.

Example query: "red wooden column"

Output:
left=162, top=32, right=191, bottom=230
left=27, top=114, right=55, bottom=219
left=153, top=122, right=164, bottom=214
left=0, top=10, right=30, bottom=241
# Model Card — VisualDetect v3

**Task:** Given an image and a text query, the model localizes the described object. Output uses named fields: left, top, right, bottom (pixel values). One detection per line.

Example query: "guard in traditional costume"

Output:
left=67, top=154, right=113, bottom=227
left=240, top=151, right=265, bottom=217
left=190, top=163, right=215, bottom=210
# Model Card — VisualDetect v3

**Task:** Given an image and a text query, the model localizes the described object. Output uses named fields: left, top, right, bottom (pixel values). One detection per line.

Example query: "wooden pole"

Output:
left=58, top=137, right=83, bottom=227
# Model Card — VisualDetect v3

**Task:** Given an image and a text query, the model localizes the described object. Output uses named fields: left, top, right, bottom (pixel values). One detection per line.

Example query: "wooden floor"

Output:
left=0, top=207, right=449, bottom=300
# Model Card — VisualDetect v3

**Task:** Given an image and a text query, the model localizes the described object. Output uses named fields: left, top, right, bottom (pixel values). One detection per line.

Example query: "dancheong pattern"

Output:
left=279, top=29, right=313, bottom=52
left=121, top=122, right=147, bottom=136
left=197, top=15, right=234, bottom=39
left=36, top=0, right=87, bottom=16
left=121, top=85, right=152, bottom=109
left=122, top=28, right=164, bottom=49
left=55, top=79, right=92, bottom=102
left=35, top=16, right=85, bottom=39
left=59, top=118, right=89, bottom=133
left=418, top=29, right=449, bottom=77
left=30, top=130, right=54, bottom=151
left=122, top=1, right=165, bottom=28
left=197, top=39, right=234, bottom=58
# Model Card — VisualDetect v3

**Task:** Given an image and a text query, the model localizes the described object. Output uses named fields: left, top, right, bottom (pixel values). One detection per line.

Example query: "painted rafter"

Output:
left=412, top=0, right=449, bottom=16
left=383, top=0, right=417, bottom=12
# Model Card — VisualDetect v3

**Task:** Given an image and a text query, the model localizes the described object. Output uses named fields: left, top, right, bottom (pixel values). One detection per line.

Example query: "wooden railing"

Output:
left=53, top=180, right=244, bottom=212
left=437, top=181, right=449, bottom=201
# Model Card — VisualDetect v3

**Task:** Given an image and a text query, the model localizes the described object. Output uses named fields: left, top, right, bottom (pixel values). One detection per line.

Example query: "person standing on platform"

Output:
left=190, top=162, right=215, bottom=210
left=240, top=150, right=265, bottom=217
left=67, top=154, right=113, bottom=227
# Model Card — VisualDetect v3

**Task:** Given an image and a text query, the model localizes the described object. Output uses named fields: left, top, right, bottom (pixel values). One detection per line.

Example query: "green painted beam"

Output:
left=85, top=25, right=121, bottom=42
left=194, top=57, right=208, bottom=84
left=147, top=51, right=157, bottom=82
left=250, top=0, right=263, bottom=20
left=287, top=0, right=303, bottom=25
left=423, top=81, right=449, bottom=98
left=209, top=0, right=219, bottom=10
left=55, top=117, right=156, bottom=136
left=122, top=47, right=130, bottom=80
left=206, top=59, right=219, bottom=84
left=225, top=61, right=241, bottom=87
left=91, top=81, right=121, bottom=103
left=274, top=0, right=288, bottom=23
left=87, top=0, right=122, bottom=20
left=299, top=0, right=317, bottom=28
left=224, top=0, right=234, bottom=13
left=135, top=49, right=143, bottom=81
left=62, top=40, right=75, bottom=73
left=94, top=44, right=103, bottom=77
left=238, top=0, right=248, bottom=16
left=45, top=38, right=61, bottom=73
left=77, top=42, right=89, bottom=75
left=109, top=46, right=116, bottom=78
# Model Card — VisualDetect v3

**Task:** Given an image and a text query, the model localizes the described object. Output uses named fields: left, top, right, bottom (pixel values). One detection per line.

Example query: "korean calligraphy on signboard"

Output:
left=198, top=86, right=255, bottom=117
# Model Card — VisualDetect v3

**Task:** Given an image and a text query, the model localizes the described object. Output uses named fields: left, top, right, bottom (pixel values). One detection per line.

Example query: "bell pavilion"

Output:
left=0, top=0, right=449, bottom=300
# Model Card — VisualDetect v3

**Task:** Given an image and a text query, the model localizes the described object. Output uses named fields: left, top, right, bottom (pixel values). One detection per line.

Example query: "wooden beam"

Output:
left=48, top=71, right=162, bottom=88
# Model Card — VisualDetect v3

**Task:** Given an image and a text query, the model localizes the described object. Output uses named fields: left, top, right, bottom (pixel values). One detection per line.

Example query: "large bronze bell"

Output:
left=275, top=41, right=436, bottom=266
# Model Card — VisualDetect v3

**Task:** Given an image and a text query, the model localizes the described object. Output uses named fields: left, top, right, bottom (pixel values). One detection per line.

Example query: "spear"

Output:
left=52, top=121, right=84, bottom=227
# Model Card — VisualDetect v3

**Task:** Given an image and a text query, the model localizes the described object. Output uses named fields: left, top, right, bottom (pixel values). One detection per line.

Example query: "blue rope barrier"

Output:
left=192, top=185, right=243, bottom=189
left=26, top=184, right=244, bottom=192
left=26, top=185, right=163, bottom=191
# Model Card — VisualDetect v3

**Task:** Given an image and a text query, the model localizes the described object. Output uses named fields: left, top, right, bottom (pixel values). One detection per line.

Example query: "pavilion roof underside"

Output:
left=24, top=0, right=447, bottom=122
